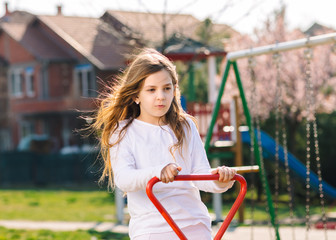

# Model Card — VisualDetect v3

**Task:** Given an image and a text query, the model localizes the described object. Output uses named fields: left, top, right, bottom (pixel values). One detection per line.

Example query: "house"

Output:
left=0, top=4, right=142, bottom=152
left=304, top=22, right=335, bottom=36
left=102, top=10, right=200, bottom=49
left=103, top=10, right=238, bottom=50
left=0, top=4, right=237, bottom=152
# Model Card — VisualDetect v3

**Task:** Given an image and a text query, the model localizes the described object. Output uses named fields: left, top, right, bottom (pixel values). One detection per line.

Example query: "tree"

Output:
left=196, top=17, right=234, bottom=48
left=222, top=5, right=336, bottom=155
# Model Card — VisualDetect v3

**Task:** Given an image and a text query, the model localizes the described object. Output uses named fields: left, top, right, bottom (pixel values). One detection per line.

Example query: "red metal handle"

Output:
left=146, top=174, right=247, bottom=240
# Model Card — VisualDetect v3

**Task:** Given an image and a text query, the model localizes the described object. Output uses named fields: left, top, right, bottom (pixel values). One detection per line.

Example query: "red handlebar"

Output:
left=146, top=174, right=247, bottom=240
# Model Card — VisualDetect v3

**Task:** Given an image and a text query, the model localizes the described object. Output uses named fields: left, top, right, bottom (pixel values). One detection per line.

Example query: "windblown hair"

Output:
left=91, top=48, right=194, bottom=189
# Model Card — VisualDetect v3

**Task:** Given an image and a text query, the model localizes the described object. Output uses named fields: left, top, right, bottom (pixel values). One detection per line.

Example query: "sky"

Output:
left=1, top=0, right=335, bottom=35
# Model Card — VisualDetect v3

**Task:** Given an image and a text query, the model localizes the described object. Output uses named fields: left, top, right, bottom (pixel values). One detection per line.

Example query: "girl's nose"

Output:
left=156, top=90, right=165, bottom=100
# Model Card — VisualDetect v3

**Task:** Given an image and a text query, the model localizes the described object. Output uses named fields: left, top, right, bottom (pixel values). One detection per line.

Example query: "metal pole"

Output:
left=115, top=187, right=125, bottom=224
left=212, top=158, right=223, bottom=223
left=233, top=95, right=245, bottom=223
left=204, top=61, right=232, bottom=151
left=204, top=59, right=280, bottom=239
left=227, top=32, right=336, bottom=61
left=207, top=56, right=217, bottom=103
left=146, top=174, right=247, bottom=240
left=232, top=61, right=280, bottom=240
left=188, top=63, right=195, bottom=101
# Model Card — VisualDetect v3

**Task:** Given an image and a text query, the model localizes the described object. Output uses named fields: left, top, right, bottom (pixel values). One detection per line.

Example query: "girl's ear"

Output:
left=134, top=97, right=140, bottom=105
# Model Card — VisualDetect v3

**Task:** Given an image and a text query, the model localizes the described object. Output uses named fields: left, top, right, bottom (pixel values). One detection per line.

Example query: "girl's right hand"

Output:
left=160, top=163, right=182, bottom=183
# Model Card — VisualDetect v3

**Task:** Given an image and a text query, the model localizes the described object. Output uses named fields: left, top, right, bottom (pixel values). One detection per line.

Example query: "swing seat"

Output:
left=146, top=174, right=247, bottom=240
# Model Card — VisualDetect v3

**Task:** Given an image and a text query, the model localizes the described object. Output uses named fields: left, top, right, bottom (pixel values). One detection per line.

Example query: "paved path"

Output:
left=0, top=220, right=335, bottom=239
left=215, top=224, right=336, bottom=239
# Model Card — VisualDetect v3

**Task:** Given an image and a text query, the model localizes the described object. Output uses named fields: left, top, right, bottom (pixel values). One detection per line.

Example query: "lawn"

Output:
left=0, top=188, right=130, bottom=239
left=0, top=227, right=129, bottom=240
left=0, top=188, right=116, bottom=222
left=0, top=188, right=335, bottom=239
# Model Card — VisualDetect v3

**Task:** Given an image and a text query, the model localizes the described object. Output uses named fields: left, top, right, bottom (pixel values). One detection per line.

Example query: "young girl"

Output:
left=92, top=48, right=236, bottom=240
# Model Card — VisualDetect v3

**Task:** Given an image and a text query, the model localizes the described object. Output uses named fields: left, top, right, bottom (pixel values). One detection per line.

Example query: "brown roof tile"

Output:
left=1, top=22, right=73, bottom=60
left=0, top=10, right=35, bottom=24
left=1, top=10, right=140, bottom=69
left=38, top=15, right=140, bottom=70
left=106, top=10, right=201, bottom=47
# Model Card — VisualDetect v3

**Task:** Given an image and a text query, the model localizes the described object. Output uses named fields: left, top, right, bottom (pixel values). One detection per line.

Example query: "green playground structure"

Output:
left=204, top=32, right=336, bottom=240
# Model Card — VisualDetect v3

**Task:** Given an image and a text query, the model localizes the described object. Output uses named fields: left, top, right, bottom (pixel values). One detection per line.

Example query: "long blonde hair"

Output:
left=91, top=48, right=194, bottom=189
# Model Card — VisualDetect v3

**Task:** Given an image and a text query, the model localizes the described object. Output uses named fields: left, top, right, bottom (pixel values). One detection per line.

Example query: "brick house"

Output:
left=103, top=10, right=238, bottom=50
left=0, top=5, right=142, bottom=152
left=0, top=4, right=237, bottom=152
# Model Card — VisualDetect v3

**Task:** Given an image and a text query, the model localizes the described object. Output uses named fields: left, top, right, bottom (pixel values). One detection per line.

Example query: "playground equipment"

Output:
left=187, top=96, right=253, bottom=223
left=204, top=32, right=336, bottom=240
left=146, top=173, right=247, bottom=240
left=302, top=47, right=328, bottom=239
left=114, top=33, right=336, bottom=239
left=272, top=52, right=295, bottom=232
left=240, top=130, right=336, bottom=199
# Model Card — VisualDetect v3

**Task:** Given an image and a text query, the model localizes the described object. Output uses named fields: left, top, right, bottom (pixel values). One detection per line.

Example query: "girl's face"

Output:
left=136, top=69, right=174, bottom=125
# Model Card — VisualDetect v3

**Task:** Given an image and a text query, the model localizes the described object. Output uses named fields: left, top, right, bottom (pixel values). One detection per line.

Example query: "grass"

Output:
left=0, top=188, right=116, bottom=222
left=219, top=201, right=335, bottom=223
left=0, top=227, right=129, bottom=240
left=204, top=189, right=336, bottom=224
left=0, top=188, right=335, bottom=239
left=1, top=188, right=335, bottom=223
left=0, top=188, right=130, bottom=239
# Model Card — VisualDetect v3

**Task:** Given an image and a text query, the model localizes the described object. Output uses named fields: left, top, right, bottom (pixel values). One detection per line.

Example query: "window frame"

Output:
left=10, top=68, right=24, bottom=97
left=25, top=67, right=35, bottom=97
left=74, top=64, right=96, bottom=97
left=20, top=121, right=34, bottom=139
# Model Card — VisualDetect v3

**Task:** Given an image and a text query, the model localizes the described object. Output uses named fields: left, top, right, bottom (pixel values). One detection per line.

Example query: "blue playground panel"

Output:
left=241, top=129, right=336, bottom=199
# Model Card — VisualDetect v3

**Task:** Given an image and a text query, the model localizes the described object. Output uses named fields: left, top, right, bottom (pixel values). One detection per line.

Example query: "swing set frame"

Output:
left=204, top=32, right=336, bottom=240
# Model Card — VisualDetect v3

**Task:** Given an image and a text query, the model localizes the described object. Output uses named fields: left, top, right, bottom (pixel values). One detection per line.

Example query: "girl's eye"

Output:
left=147, top=89, right=155, bottom=92
left=165, top=87, right=171, bottom=91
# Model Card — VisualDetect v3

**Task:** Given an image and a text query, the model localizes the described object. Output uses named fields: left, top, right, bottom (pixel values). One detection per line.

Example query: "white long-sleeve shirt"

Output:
left=110, top=118, right=234, bottom=239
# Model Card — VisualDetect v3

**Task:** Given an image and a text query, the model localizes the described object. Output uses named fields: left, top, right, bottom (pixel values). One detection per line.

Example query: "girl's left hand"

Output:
left=211, top=166, right=236, bottom=182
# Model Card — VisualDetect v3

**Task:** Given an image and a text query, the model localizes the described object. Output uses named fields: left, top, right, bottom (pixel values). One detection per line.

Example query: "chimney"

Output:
left=56, top=5, right=62, bottom=15
left=4, top=2, right=10, bottom=16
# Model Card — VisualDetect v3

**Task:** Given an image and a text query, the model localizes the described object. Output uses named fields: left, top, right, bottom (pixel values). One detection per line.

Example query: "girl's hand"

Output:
left=211, top=166, right=236, bottom=182
left=160, top=163, right=182, bottom=183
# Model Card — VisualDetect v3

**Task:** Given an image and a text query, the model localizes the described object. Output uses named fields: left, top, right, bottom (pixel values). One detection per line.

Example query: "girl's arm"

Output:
left=110, top=136, right=166, bottom=192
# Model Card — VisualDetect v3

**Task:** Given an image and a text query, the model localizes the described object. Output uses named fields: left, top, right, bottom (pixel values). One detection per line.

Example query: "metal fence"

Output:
left=0, top=151, right=100, bottom=186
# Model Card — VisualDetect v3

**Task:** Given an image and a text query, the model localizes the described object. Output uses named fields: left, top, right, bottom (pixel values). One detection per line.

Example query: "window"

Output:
left=75, top=64, right=96, bottom=97
left=10, top=69, right=24, bottom=97
left=25, top=67, right=35, bottom=97
left=10, top=67, right=35, bottom=98
left=20, top=121, right=34, bottom=139
left=0, top=129, right=12, bottom=151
